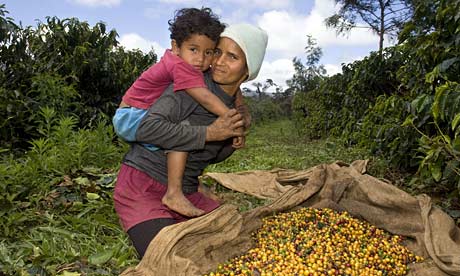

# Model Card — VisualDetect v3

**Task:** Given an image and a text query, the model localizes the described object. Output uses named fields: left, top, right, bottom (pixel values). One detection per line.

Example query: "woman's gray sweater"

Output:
left=122, top=72, right=236, bottom=193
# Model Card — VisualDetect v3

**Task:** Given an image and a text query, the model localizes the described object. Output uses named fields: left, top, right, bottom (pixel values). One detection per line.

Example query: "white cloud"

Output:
left=70, top=0, right=121, bottom=7
left=256, top=0, right=379, bottom=60
left=119, top=33, right=166, bottom=55
left=324, top=64, right=342, bottom=76
left=309, top=0, right=340, bottom=17
left=324, top=54, right=365, bottom=76
left=242, top=59, right=295, bottom=92
left=256, top=11, right=308, bottom=58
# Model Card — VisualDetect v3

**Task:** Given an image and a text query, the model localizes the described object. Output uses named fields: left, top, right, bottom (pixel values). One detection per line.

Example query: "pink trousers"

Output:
left=113, top=164, right=220, bottom=231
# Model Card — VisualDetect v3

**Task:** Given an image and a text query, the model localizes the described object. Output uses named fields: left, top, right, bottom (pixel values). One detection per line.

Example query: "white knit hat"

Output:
left=220, top=23, right=268, bottom=82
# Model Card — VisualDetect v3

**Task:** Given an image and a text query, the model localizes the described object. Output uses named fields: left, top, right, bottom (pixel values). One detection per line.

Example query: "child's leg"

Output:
left=162, top=151, right=205, bottom=217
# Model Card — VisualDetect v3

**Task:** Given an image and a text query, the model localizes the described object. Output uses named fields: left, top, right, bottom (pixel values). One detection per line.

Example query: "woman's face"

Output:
left=211, top=37, right=248, bottom=88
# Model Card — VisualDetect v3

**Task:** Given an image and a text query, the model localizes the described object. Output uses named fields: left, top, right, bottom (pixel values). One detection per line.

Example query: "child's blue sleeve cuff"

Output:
left=113, top=107, right=148, bottom=142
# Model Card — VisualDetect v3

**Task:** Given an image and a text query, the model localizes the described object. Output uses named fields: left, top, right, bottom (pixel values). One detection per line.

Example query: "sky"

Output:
left=2, top=0, right=388, bottom=92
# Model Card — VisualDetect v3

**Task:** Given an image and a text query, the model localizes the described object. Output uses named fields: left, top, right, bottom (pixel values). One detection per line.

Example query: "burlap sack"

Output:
left=121, top=160, right=460, bottom=276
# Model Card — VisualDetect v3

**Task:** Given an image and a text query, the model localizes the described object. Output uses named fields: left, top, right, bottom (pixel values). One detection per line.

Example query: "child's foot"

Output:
left=162, top=192, right=205, bottom=217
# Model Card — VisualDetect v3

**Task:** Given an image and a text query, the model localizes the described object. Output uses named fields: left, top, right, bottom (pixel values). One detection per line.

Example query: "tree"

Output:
left=287, top=35, right=326, bottom=130
left=0, top=4, right=17, bottom=44
left=286, top=35, right=325, bottom=93
left=251, top=79, right=279, bottom=99
left=325, top=0, right=413, bottom=54
left=252, top=82, right=263, bottom=99
left=262, top=79, right=279, bottom=94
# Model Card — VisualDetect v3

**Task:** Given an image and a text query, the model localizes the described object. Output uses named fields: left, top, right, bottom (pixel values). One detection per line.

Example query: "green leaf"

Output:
left=411, top=94, right=431, bottom=113
left=82, top=166, right=104, bottom=176
left=425, top=149, right=435, bottom=161
left=88, top=249, right=114, bottom=265
left=454, top=90, right=460, bottom=115
left=458, top=179, right=460, bottom=197
left=438, top=57, right=459, bottom=72
left=438, top=133, right=451, bottom=145
left=452, top=137, right=460, bottom=151
left=452, top=113, right=460, bottom=132
left=430, top=161, right=442, bottom=182
left=59, top=271, right=81, bottom=276
left=425, top=67, right=439, bottom=84
left=439, top=90, right=450, bottom=122
left=401, top=115, right=415, bottom=127
left=96, top=174, right=116, bottom=188
left=74, top=177, right=91, bottom=186
left=86, top=192, right=100, bottom=200
left=433, top=84, right=449, bottom=121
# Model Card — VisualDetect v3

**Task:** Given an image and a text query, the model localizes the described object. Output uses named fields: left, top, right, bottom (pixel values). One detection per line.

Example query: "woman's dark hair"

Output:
left=168, top=7, right=225, bottom=47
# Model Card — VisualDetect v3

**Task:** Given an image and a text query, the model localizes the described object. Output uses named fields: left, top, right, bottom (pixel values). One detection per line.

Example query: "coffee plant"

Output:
left=289, top=0, right=460, bottom=196
left=0, top=5, right=156, bottom=149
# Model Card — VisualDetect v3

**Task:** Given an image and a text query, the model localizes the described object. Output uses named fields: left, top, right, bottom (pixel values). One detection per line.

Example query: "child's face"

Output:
left=171, top=34, right=216, bottom=72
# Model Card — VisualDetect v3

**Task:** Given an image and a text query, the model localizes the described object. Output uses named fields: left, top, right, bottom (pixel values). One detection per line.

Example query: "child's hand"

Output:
left=232, top=135, right=245, bottom=149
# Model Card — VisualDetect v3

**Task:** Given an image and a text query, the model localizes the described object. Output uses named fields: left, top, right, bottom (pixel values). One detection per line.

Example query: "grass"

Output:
left=206, top=119, right=387, bottom=174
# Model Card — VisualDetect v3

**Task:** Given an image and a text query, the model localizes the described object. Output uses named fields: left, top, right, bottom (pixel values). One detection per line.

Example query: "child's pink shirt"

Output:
left=122, top=49, right=207, bottom=109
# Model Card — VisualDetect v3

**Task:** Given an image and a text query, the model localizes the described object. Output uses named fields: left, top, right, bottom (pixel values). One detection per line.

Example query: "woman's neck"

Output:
left=220, top=80, right=245, bottom=97
left=219, top=84, right=239, bottom=97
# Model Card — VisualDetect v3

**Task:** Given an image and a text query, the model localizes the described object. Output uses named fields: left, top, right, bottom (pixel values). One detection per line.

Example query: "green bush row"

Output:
left=292, top=0, right=460, bottom=195
left=0, top=5, right=156, bottom=149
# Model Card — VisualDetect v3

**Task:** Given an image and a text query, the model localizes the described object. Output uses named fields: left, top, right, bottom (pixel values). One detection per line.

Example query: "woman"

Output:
left=114, top=23, right=268, bottom=258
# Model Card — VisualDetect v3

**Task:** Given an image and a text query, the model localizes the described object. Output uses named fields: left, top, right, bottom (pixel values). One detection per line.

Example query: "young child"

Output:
left=113, top=8, right=244, bottom=217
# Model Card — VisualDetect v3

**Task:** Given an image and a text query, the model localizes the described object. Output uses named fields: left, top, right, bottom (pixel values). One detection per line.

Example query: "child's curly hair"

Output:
left=168, top=7, right=225, bottom=47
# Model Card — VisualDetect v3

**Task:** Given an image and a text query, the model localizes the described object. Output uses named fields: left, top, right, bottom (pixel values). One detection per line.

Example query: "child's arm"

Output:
left=231, top=89, right=250, bottom=149
left=186, top=87, right=230, bottom=116
left=234, top=89, right=251, bottom=130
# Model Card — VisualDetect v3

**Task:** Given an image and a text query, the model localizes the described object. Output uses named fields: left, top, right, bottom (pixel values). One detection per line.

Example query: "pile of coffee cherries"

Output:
left=205, top=208, right=423, bottom=276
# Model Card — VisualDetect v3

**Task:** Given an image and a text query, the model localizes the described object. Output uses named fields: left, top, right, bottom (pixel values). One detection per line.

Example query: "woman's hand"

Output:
left=206, top=109, right=244, bottom=141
